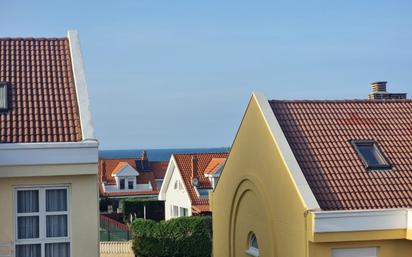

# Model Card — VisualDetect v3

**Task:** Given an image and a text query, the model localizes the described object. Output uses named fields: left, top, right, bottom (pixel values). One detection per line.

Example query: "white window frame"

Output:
left=14, top=185, right=71, bottom=257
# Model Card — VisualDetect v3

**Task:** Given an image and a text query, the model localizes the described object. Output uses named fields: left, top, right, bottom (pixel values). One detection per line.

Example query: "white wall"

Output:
left=164, top=167, right=192, bottom=220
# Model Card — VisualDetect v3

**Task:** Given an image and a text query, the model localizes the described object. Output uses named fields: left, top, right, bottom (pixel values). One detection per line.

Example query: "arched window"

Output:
left=246, top=232, right=259, bottom=257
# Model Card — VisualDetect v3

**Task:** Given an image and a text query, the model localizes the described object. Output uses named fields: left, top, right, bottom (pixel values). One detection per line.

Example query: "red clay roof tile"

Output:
left=98, top=158, right=168, bottom=197
left=173, top=153, right=228, bottom=212
left=0, top=38, right=81, bottom=143
left=270, top=99, right=412, bottom=210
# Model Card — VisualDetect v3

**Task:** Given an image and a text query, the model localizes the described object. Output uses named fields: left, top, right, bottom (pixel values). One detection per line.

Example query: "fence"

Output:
left=100, top=214, right=132, bottom=241
left=100, top=241, right=134, bottom=257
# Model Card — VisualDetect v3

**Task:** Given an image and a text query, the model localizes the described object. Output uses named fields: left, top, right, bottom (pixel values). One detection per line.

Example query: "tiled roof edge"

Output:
left=67, top=30, right=96, bottom=142
left=269, top=99, right=412, bottom=103
left=253, top=91, right=321, bottom=210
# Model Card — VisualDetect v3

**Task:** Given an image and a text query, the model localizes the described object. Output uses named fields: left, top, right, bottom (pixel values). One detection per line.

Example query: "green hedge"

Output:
left=131, top=216, right=212, bottom=257
left=123, top=199, right=165, bottom=222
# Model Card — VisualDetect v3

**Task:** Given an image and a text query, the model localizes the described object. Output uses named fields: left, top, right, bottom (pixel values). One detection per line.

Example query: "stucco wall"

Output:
left=0, top=164, right=99, bottom=257
left=164, top=166, right=192, bottom=220
left=212, top=96, right=309, bottom=257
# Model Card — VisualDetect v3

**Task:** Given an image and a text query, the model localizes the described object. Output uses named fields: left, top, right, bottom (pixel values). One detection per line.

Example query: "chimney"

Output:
left=191, top=155, right=199, bottom=187
left=137, top=150, right=150, bottom=171
left=368, top=81, right=407, bottom=100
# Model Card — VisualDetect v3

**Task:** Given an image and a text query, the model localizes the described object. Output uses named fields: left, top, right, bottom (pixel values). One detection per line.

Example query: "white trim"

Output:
left=313, top=209, right=412, bottom=233
left=0, top=142, right=98, bottom=168
left=252, top=92, right=320, bottom=210
left=67, top=30, right=95, bottom=141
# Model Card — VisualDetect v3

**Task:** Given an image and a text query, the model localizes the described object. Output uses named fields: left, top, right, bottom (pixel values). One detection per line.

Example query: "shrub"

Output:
left=123, top=199, right=165, bottom=222
left=131, top=216, right=212, bottom=257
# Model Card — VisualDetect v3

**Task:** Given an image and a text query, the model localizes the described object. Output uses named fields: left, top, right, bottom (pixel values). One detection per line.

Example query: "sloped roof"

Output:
left=270, top=99, right=412, bottom=210
left=0, top=37, right=82, bottom=143
left=98, top=158, right=168, bottom=197
left=204, top=158, right=226, bottom=175
left=173, top=153, right=228, bottom=212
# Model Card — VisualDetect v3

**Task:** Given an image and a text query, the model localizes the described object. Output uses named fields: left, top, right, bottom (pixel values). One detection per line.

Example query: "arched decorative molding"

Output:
left=228, top=174, right=277, bottom=257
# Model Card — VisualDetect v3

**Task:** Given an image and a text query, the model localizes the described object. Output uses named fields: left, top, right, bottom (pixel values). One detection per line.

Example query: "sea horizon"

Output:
left=99, top=147, right=230, bottom=161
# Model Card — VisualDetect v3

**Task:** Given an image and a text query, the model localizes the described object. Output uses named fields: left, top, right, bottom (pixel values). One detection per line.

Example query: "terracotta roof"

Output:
left=111, top=162, right=130, bottom=175
left=270, top=99, right=412, bottom=210
left=98, top=158, right=168, bottom=197
left=204, top=158, right=226, bottom=175
left=0, top=37, right=82, bottom=143
left=173, top=153, right=228, bottom=212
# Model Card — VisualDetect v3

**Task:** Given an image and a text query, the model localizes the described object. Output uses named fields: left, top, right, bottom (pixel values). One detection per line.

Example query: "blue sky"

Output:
left=2, top=1, right=412, bottom=149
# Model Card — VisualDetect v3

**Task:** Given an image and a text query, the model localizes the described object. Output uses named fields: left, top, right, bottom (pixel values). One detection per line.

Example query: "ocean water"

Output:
left=99, top=147, right=230, bottom=161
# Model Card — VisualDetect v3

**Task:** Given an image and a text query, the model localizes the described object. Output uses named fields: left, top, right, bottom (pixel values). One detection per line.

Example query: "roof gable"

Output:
left=269, top=99, right=412, bottom=210
left=112, top=162, right=139, bottom=177
left=172, top=152, right=228, bottom=210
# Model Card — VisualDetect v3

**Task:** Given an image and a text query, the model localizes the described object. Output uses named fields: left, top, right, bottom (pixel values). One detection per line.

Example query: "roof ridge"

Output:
left=0, top=37, right=67, bottom=41
left=269, top=99, right=412, bottom=103
left=173, top=152, right=229, bottom=156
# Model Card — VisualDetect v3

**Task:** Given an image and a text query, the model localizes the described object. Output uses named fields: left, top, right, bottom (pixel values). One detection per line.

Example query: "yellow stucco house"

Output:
left=0, top=31, right=99, bottom=257
left=212, top=83, right=412, bottom=257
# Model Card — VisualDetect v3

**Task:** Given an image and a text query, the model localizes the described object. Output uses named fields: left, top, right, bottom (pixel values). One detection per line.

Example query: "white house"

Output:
left=0, top=31, right=99, bottom=257
left=159, top=153, right=228, bottom=220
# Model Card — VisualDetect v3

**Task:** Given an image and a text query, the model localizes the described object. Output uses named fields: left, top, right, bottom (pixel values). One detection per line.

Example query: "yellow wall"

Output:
left=0, top=164, right=99, bottom=257
left=309, top=240, right=412, bottom=257
left=212, top=96, right=309, bottom=257
left=211, top=94, right=412, bottom=257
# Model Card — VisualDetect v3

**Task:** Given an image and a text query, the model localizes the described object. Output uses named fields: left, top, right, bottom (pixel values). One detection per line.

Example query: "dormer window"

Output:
left=0, top=82, right=8, bottom=110
left=128, top=180, right=134, bottom=190
left=119, top=179, right=125, bottom=190
left=351, top=140, right=391, bottom=170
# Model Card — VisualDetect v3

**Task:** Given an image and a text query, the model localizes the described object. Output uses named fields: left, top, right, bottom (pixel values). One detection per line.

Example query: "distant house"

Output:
left=0, top=31, right=99, bottom=257
left=159, top=153, right=228, bottom=220
left=99, top=151, right=168, bottom=200
left=212, top=83, right=412, bottom=257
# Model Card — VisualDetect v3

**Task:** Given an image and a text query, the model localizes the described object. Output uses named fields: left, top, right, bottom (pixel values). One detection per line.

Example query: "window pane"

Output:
left=173, top=206, right=179, bottom=217
left=45, top=243, right=70, bottom=257
left=120, top=179, right=125, bottom=189
left=46, top=215, right=68, bottom=237
left=0, top=84, right=7, bottom=109
left=17, top=216, right=39, bottom=239
left=128, top=180, right=134, bottom=189
left=357, top=145, right=382, bottom=166
left=18, top=190, right=39, bottom=213
left=46, top=189, right=67, bottom=212
left=16, top=244, right=41, bottom=257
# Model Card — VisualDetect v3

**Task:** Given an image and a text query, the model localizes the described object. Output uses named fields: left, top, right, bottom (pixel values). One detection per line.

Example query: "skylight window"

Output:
left=0, top=82, right=8, bottom=110
left=351, top=140, right=391, bottom=170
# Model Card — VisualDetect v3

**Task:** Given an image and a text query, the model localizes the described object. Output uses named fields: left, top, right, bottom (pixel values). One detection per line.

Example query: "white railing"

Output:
left=0, top=242, right=13, bottom=257
left=100, top=241, right=133, bottom=254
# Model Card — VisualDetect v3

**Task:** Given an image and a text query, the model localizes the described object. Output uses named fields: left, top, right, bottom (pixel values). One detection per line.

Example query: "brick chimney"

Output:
left=191, top=155, right=199, bottom=187
left=368, top=81, right=407, bottom=100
